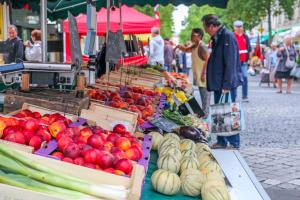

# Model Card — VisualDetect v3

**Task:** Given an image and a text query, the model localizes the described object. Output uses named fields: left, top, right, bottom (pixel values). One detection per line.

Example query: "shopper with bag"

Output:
left=275, top=35, right=297, bottom=94
left=202, top=14, right=243, bottom=149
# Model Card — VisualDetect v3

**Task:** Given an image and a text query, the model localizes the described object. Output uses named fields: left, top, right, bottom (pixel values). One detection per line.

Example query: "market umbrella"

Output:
left=11, top=0, right=228, bottom=20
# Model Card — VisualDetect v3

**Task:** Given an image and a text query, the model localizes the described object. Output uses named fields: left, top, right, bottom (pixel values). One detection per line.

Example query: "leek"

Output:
left=0, top=150, right=128, bottom=200
left=0, top=170, right=100, bottom=200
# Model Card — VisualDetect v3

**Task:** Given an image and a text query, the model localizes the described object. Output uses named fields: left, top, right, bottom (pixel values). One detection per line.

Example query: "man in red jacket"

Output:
left=234, top=21, right=251, bottom=101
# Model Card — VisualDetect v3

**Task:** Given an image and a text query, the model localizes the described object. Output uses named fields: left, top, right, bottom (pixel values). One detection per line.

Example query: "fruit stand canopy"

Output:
left=63, top=5, right=160, bottom=35
left=12, top=0, right=228, bottom=20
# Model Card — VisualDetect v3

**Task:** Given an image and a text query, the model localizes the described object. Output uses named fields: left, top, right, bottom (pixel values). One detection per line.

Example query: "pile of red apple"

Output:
left=87, top=89, right=156, bottom=125
left=51, top=124, right=142, bottom=176
left=0, top=110, right=72, bottom=151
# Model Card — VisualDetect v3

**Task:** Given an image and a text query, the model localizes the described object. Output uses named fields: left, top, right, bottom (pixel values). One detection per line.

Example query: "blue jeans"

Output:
left=241, top=62, right=248, bottom=98
left=214, top=89, right=240, bottom=149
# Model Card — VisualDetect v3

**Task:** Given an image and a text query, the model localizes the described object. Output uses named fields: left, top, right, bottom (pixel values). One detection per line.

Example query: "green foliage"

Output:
left=134, top=4, right=174, bottom=38
left=179, top=0, right=298, bottom=44
left=179, top=5, right=226, bottom=44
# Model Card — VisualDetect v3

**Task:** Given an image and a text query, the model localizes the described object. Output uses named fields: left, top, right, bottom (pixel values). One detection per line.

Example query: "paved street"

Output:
left=235, top=76, right=300, bottom=200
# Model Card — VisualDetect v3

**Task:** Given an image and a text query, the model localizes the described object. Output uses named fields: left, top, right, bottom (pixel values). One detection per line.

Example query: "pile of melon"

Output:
left=150, top=132, right=230, bottom=200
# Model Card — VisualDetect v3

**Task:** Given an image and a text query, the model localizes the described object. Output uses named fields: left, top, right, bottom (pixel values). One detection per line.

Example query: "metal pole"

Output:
left=41, top=0, right=48, bottom=62
left=106, top=0, right=110, bottom=82
left=119, top=1, right=122, bottom=32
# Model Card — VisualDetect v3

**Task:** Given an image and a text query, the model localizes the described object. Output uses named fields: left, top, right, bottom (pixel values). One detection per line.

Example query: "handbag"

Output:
left=285, top=45, right=296, bottom=69
left=290, top=66, right=300, bottom=78
left=209, top=93, right=245, bottom=137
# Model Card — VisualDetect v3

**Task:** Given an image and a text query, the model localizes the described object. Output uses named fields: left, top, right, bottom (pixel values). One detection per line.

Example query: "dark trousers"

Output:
left=214, top=88, right=240, bottom=148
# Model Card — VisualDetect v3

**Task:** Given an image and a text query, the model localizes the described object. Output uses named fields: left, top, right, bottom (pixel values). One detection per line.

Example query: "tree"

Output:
left=179, top=5, right=226, bottom=44
left=134, top=4, right=174, bottom=38
left=224, top=0, right=298, bottom=44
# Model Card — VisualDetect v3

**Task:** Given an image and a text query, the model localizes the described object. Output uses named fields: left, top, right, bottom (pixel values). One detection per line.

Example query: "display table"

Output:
left=141, top=151, right=198, bottom=200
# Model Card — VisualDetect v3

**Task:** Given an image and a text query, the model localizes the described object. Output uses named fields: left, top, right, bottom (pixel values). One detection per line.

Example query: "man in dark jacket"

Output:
left=202, top=14, right=242, bottom=149
left=4, top=25, right=24, bottom=64
left=234, top=21, right=251, bottom=101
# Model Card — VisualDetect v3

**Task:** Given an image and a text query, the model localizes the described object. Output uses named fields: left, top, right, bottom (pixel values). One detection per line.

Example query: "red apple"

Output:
left=83, top=149, right=98, bottom=164
left=62, top=157, right=73, bottom=164
left=49, top=121, right=67, bottom=138
left=115, top=158, right=133, bottom=175
left=3, top=126, right=22, bottom=139
left=32, top=112, right=41, bottom=119
left=106, top=133, right=120, bottom=144
left=23, top=130, right=35, bottom=144
left=82, top=163, right=96, bottom=169
left=111, top=148, right=127, bottom=164
left=73, top=157, right=85, bottom=165
left=36, top=129, right=52, bottom=142
left=104, top=168, right=116, bottom=174
left=113, top=124, right=126, bottom=135
left=125, top=147, right=142, bottom=161
left=102, top=141, right=114, bottom=152
left=56, top=131, right=66, bottom=141
left=115, top=137, right=131, bottom=151
left=65, top=127, right=80, bottom=139
left=0, top=120, right=7, bottom=138
left=79, top=144, right=93, bottom=157
left=63, top=143, right=80, bottom=159
left=114, top=170, right=125, bottom=176
left=96, top=151, right=115, bottom=169
left=57, top=135, right=73, bottom=152
left=29, top=136, right=43, bottom=150
left=78, top=127, right=93, bottom=143
left=87, top=134, right=104, bottom=149
left=91, top=126, right=104, bottom=134
left=4, top=131, right=25, bottom=144
left=51, top=151, right=64, bottom=160
left=24, top=118, right=39, bottom=131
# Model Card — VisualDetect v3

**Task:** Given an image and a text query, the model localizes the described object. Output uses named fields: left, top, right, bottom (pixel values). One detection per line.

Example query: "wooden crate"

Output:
left=0, top=147, right=145, bottom=200
left=4, top=89, right=89, bottom=115
left=8, top=103, right=78, bottom=120
left=81, top=103, right=138, bottom=133
left=90, top=84, right=120, bottom=92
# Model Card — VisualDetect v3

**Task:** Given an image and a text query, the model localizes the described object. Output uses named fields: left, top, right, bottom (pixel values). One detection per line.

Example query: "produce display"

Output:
left=0, top=144, right=129, bottom=200
left=0, top=110, right=72, bottom=150
left=150, top=133, right=231, bottom=199
left=0, top=109, right=143, bottom=176
left=87, top=86, right=158, bottom=125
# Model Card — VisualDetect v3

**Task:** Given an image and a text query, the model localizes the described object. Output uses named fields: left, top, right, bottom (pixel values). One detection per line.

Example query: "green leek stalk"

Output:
left=0, top=170, right=100, bottom=200
left=0, top=144, right=127, bottom=191
left=0, top=151, right=128, bottom=200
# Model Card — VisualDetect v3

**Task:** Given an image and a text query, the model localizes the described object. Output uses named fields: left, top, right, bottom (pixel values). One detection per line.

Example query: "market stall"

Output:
left=0, top=1, right=271, bottom=200
left=63, top=5, right=159, bottom=63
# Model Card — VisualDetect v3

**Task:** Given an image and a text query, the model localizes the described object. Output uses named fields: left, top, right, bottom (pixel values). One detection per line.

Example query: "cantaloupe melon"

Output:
left=159, top=146, right=182, bottom=161
left=157, top=154, right=180, bottom=173
left=199, top=160, right=222, bottom=176
left=151, top=169, right=181, bottom=196
left=158, top=138, right=180, bottom=152
left=180, top=139, right=196, bottom=152
left=164, top=133, right=180, bottom=141
left=201, top=179, right=230, bottom=200
left=181, top=149, right=197, bottom=159
left=180, top=169, right=205, bottom=197
left=180, top=156, right=200, bottom=173
left=150, top=132, right=163, bottom=150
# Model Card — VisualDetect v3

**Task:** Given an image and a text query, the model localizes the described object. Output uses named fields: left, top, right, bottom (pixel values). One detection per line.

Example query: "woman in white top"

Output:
left=24, top=29, right=42, bottom=62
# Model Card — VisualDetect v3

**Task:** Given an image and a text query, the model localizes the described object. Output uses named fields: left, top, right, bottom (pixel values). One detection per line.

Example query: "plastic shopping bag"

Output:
left=209, top=94, right=245, bottom=136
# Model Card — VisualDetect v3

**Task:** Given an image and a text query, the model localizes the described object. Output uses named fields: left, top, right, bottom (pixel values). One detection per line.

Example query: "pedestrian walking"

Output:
left=233, top=21, right=251, bottom=101
left=148, top=27, right=164, bottom=66
left=275, top=35, right=297, bottom=94
left=177, top=28, right=211, bottom=118
left=201, top=14, right=242, bottom=149
left=164, top=38, right=174, bottom=72
left=266, top=43, right=278, bottom=88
